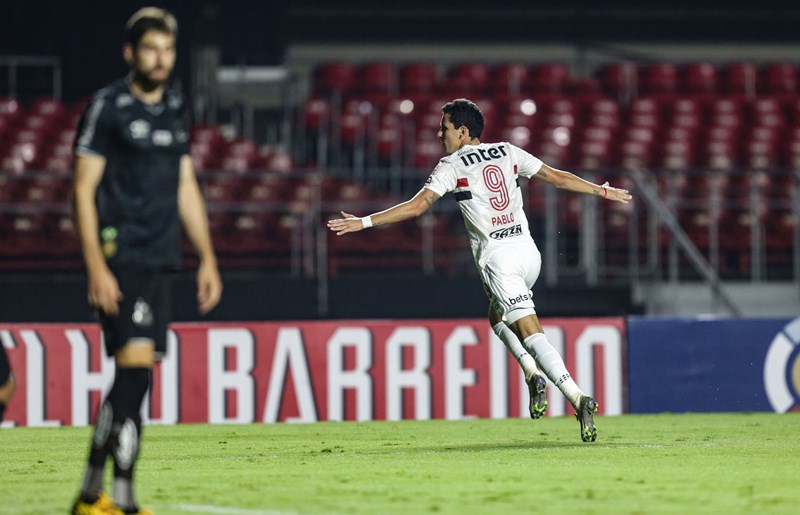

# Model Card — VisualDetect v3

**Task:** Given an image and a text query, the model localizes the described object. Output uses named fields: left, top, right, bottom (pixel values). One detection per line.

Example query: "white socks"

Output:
left=522, top=332, right=583, bottom=408
left=492, top=322, right=540, bottom=381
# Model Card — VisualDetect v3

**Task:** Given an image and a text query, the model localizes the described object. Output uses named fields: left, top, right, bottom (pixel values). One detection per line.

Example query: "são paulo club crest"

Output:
left=764, top=317, right=800, bottom=412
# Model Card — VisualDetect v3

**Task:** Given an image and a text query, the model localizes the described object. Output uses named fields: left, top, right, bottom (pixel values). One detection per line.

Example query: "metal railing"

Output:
left=1, top=168, right=797, bottom=312
left=0, top=56, right=61, bottom=99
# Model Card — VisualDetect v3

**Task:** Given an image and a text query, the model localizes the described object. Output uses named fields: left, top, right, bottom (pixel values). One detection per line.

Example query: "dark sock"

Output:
left=79, top=367, right=150, bottom=502
left=110, top=368, right=151, bottom=511
left=80, top=401, right=118, bottom=498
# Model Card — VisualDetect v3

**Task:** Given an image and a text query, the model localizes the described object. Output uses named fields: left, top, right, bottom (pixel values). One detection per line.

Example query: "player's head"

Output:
left=123, top=7, right=178, bottom=92
left=442, top=99, right=484, bottom=139
left=439, top=99, right=484, bottom=154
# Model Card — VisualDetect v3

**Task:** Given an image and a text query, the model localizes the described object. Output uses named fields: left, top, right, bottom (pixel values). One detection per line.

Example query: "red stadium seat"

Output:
left=586, top=98, right=620, bottom=119
left=220, top=155, right=254, bottom=173
left=203, top=178, right=242, bottom=203
left=568, top=77, right=604, bottom=100
left=722, top=62, right=758, bottom=96
left=660, top=139, right=694, bottom=170
left=56, top=127, right=78, bottom=146
left=680, top=62, right=718, bottom=94
left=21, top=114, right=58, bottom=135
left=31, top=97, right=66, bottom=118
left=238, top=176, right=285, bottom=203
left=313, top=62, right=358, bottom=96
left=0, top=97, right=21, bottom=117
left=490, top=63, right=529, bottom=95
left=498, top=125, right=532, bottom=149
left=677, top=205, right=719, bottom=259
left=620, top=141, right=653, bottom=169
left=358, top=62, right=398, bottom=95
left=399, top=63, right=439, bottom=94
left=535, top=128, right=572, bottom=167
left=703, top=139, right=738, bottom=170
left=413, top=141, right=444, bottom=169
left=577, top=140, right=613, bottom=170
left=639, top=63, right=678, bottom=96
left=4, top=213, right=50, bottom=255
left=48, top=213, right=81, bottom=257
left=2, top=142, right=39, bottom=172
left=446, top=63, right=491, bottom=95
left=596, top=61, right=637, bottom=99
left=224, top=212, right=274, bottom=254
left=338, top=112, right=366, bottom=146
left=303, top=98, right=331, bottom=131
left=255, top=148, right=293, bottom=173
left=527, top=63, right=570, bottom=94
left=43, top=154, right=73, bottom=173
left=760, top=63, right=798, bottom=96
left=22, top=177, right=68, bottom=204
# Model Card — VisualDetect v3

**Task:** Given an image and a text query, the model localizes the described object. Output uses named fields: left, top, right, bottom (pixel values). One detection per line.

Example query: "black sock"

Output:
left=0, top=403, right=5, bottom=424
left=80, top=367, right=150, bottom=502
left=109, top=368, right=151, bottom=511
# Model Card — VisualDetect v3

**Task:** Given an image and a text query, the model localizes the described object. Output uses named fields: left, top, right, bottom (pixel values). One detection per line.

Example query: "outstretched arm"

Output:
left=327, top=187, right=441, bottom=235
left=532, top=163, right=632, bottom=203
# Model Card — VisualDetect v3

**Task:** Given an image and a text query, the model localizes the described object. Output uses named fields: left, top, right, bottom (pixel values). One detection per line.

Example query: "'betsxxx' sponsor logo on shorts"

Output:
left=508, top=293, right=532, bottom=305
left=489, top=224, right=522, bottom=240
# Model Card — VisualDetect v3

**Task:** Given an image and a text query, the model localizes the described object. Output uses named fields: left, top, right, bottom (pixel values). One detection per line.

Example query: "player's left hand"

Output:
left=327, top=211, right=366, bottom=235
left=197, top=259, right=222, bottom=314
left=601, top=182, right=633, bottom=203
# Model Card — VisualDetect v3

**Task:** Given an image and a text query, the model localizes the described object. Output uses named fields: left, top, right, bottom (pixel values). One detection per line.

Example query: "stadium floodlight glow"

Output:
left=552, top=127, right=571, bottom=146
left=399, top=99, right=414, bottom=114
left=520, top=99, right=537, bottom=115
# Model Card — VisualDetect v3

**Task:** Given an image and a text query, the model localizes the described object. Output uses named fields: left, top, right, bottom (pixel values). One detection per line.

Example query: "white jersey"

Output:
left=424, top=142, right=543, bottom=267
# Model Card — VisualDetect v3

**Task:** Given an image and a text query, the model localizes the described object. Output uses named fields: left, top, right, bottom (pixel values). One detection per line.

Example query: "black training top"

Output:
left=75, top=78, right=190, bottom=269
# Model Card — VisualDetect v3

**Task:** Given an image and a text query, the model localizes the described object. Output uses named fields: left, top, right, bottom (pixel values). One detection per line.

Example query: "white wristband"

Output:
left=362, top=216, right=373, bottom=229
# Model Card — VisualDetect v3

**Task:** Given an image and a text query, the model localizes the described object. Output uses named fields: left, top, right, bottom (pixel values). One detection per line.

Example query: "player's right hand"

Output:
left=87, top=266, right=123, bottom=316
left=327, top=211, right=365, bottom=235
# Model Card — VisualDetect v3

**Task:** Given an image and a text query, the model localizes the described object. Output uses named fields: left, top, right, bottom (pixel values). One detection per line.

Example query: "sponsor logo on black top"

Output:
left=129, top=119, right=150, bottom=139
left=489, top=224, right=522, bottom=240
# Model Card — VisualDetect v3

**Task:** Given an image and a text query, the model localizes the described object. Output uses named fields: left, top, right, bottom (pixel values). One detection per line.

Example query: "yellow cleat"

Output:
left=71, top=492, right=117, bottom=514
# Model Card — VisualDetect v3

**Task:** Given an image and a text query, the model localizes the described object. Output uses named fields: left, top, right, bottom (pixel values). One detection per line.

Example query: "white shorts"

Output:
left=478, top=241, right=542, bottom=325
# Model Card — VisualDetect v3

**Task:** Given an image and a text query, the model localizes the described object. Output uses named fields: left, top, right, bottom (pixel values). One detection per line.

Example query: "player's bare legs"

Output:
left=510, top=313, right=598, bottom=441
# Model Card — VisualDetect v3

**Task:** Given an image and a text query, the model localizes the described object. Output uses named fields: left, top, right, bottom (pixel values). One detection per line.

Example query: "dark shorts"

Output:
left=0, top=344, right=10, bottom=384
left=99, top=266, right=172, bottom=359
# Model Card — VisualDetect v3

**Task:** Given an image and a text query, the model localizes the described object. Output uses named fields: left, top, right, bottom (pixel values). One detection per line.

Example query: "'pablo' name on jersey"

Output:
left=491, top=213, right=515, bottom=226
left=459, top=145, right=508, bottom=167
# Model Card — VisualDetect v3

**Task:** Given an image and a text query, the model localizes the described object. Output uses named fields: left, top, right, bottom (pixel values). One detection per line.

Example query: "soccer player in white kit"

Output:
left=328, top=98, right=631, bottom=441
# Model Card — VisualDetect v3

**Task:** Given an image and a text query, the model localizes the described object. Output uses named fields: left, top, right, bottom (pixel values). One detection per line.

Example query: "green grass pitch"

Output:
left=1, top=413, right=798, bottom=514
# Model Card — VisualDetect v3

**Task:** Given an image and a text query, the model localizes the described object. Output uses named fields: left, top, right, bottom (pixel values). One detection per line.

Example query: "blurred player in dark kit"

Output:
left=71, top=7, right=222, bottom=514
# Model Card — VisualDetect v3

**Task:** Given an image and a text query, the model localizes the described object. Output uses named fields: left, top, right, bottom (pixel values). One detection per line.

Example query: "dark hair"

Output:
left=441, top=98, right=484, bottom=139
left=125, top=7, right=178, bottom=47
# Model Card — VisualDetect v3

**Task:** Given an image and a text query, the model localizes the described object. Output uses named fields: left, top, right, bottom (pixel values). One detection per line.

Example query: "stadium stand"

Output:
left=0, top=60, right=798, bottom=280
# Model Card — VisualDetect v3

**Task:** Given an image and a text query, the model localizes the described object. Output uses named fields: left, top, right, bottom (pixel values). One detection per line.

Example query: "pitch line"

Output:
left=169, top=504, right=301, bottom=515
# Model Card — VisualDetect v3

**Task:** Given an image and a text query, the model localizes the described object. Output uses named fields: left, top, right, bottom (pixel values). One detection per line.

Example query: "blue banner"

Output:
left=627, top=317, right=800, bottom=413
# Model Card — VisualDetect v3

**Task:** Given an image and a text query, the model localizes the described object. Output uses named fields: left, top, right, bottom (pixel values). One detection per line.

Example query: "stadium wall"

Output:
left=0, top=273, right=637, bottom=322
left=628, top=317, right=800, bottom=414
left=3, top=316, right=798, bottom=428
